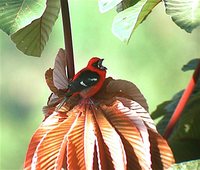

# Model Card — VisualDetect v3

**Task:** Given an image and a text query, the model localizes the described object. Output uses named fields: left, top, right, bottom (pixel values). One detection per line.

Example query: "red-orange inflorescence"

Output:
left=24, top=49, right=174, bottom=170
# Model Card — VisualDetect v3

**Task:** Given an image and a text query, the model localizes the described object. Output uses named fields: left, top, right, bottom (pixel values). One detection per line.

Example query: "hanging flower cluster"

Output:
left=24, top=49, right=174, bottom=170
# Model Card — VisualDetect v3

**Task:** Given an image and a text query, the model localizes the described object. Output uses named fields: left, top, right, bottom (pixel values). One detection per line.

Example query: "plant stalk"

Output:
left=163, top=61, right=200, bottom=139
left=60, top=0, right=75, bottom=79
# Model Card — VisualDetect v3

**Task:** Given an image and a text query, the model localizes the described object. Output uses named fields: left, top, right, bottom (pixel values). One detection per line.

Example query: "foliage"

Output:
left=1, top=0, right=200, bottom=56
left=11, top=0, right=60, bottom=57
left=169, top=159, right=200, bottom=170
left=2, top=3, right=197, bottom=168
left=0, top=0, right=46, bottom=34
left=24, top=49, right=174, bottom=169
left=164, top=0, right=200, bottom=33
left=99, top=0, right=200, bottom=42
left=98, top=0, right=123, bottom=13
left=1, top=0, right=199, bottom=169
left=112, top=0, right=161, bottom=42
left=0, top=0, right=60, bottom=57
left=151, top=58, right=200, bottom=162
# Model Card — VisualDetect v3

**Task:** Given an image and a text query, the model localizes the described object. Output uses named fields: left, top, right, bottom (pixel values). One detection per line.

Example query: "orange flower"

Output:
left=24, top=49, right=174, bottom=170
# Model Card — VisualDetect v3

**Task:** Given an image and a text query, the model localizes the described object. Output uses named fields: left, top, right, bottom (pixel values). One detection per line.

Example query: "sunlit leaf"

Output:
left=25, top=92, right=175, bottom=169
left=169, top=159, right=200, bottom=170
left=117, top=97, right=156, bottom=130
left=11, top=0, right=60, bottom=57
left=164, top=0, right=200, bottom=33
left=45, top=48, right=69, bottom=107
left=148, top=128, right=175, bottom=169
left=116, top=99, right=153, bottom=167
left=67, top=112, right=86, bottom=170
left=84, top=107, right=96, bottom=170
left=0, top=0, right=46, bottom=35
left=24, top=112, right=68, bottom=170
left=94, top=107, right=127, bottom=170
left=112, top=0, right=161, bottom=42
left=53, top=48, right=68, bottom=90
left=101, top=100, right=151, bottom=169
left=93, top=112, right=115, bottom=170
left=32, top=113, right=76, bottom=170
left=98, top=0, right=122, bottom=13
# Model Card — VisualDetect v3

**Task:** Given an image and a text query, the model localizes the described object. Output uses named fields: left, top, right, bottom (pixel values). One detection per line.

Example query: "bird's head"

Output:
left=87, top=57, right=107, bottom=71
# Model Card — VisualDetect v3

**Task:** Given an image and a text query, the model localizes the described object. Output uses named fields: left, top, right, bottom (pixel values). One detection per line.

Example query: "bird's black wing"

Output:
left=68, top=70, right=100, bottom=93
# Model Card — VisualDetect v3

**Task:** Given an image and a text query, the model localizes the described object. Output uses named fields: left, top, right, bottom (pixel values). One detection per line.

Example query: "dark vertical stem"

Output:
left=60, top=0, right=75, bottom=79
left=163, top=61, right=200, bottom=139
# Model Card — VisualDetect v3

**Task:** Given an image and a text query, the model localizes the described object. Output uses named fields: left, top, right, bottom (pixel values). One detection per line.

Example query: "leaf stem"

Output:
left=163, top=61, right=200, bottom=139
left=60, top=0, right=75, bottom=79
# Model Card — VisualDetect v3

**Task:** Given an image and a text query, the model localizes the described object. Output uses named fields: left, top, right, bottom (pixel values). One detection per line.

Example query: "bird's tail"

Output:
left=55, top=89, right=74, bottom=112
left=55, top=96, right=68, bottom=112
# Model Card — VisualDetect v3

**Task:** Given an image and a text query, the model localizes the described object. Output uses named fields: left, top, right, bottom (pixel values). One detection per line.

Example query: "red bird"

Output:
left=56, top=57, right=107, bottom=110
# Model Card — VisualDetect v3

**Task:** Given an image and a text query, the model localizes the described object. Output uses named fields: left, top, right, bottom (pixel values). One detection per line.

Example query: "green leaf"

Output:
left=98, top=0, right=122, bottom=13
left=169, top=139, right=200, bottom=163
left=170, top=92, right=200, bottom=140
left=153, top=92, right=200, bottom=162
left=182, top=58, right=200, bottom=72
left=11, top=0, right=60, bottom=57
left=151, top=101, right=173, bottom=135
left=181, top=58, right=200, bottom=93
left=116, top=0, right=140, bottom=12
left=112, top=0, right=161, bottom=42
left=0, top=0, right=46, bottom=35
left=169, top=159, right=200, bottom=169
left=152, top=85, right=200, bottom=139
left=164, top=0, right=200, bottom=33
left=165, top=90, right=183, bottom=113
left=152, top=59, right=200, bottom=162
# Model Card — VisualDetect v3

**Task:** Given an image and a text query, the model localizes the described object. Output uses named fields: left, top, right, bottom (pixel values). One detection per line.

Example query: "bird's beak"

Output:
left=98, top=59, right=107, bottom=70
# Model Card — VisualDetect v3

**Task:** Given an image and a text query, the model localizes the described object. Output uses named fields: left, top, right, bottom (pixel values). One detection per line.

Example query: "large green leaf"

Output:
left=151, top=101, right=173, bottom=135
left=152, top=59, right=200, bottom=134
left=152, top=92, right=200, bottom=162
left=98, top=0, right=122, bottom=13
left=152, top=59, right=200, bottom=162
left=11, top=0, right=60, bottom=57
left=112, top=0, right=161, bottom=42
left=0, top=0, right=46, bottom=35
left=170, top=92, right=200, bottom=140
left=164, top=0, right=200, bottom=33
left=169, top=159, right=200, bottom=169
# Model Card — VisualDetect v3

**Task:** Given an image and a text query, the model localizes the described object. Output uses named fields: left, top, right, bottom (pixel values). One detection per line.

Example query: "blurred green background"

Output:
left=0, top=1, right=199, bottom=169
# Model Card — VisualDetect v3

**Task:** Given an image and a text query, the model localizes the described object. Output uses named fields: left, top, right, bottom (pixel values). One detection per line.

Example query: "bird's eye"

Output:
left=92, top=59, right=107, bottom=70
left=92, top=61, right=99, bottom=68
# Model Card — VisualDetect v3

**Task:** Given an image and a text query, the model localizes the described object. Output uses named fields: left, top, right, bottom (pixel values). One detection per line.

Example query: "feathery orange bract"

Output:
left=24, top=49, right=175, bottom=170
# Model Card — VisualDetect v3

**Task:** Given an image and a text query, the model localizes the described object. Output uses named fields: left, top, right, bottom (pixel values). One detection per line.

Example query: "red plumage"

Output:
left=56, top=57, right=107, bottom=109
left=73, top=57, right=107, bottom=98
